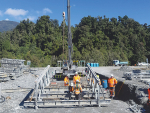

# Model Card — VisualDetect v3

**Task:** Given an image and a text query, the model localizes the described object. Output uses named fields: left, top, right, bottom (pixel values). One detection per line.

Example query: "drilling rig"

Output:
left=61, top=0, right=77, bottom=78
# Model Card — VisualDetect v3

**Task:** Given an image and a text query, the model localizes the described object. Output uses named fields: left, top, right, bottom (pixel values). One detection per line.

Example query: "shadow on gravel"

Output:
left=19, top=89, right=34, bottom=106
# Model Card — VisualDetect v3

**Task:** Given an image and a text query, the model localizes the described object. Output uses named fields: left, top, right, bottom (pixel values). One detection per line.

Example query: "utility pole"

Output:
left=67, top=0, right=72, bottom=69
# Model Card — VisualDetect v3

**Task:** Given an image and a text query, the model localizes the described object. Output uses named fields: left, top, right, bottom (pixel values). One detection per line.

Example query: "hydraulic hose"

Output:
left=0, top=95, right=5, bottom=103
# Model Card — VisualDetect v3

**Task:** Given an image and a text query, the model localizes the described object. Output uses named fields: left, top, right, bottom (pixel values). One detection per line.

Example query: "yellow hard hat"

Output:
left=97, top=75, right=99, bottom=79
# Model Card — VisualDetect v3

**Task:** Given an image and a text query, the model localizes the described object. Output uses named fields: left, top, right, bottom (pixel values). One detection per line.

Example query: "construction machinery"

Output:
left=56, top=0, right=84, bottom=79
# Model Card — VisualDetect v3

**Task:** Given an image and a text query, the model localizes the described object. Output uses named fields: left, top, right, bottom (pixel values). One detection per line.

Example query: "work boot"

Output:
left=112, top=95, right=115, bottom=99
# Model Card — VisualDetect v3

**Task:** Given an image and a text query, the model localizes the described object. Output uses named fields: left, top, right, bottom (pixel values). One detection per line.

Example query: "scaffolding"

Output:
left=23, top=64, right=110, bottom=109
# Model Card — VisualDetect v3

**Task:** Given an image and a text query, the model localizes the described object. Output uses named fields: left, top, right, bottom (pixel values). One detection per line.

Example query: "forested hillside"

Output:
left=0, top=15, right=150, bottom=67
left=0, top=20, right=19, bottom=32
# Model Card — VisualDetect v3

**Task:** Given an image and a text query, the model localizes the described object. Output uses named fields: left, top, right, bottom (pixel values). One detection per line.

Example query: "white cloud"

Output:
left=27, top=16, right=36, bottom=21
left=24, top=16, right=36, bottom=21
left=5, top=18, right=9, bottom=21
left=0, top=10, right=2, bottom=16
left=43, top=8, right=52, bottom=14
left=36, top=11, right=40, bottom=14
left=5, top=8, right=28, bottom=16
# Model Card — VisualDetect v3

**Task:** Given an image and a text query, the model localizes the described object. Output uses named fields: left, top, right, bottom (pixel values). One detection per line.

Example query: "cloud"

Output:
left=0, top=10, right=2, bottom=16
left=5, top=8, right=28, bottom=16
left=36, top=11, right=40, bottom=14
left=43, top=8, right=52, bottom=14
left=26, top=16, right=36, bottom=21
left=5, top=18, right=9, bottom=21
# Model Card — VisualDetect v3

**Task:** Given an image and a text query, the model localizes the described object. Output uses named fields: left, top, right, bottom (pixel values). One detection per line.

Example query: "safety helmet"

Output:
left=76, top=80, right=79, bottom=83
left=71, top=83, right=74, bottom=86
left=97, top=75, right=99, bottom=79
left=111, top=74, right=114, bottom=77
left=75, top=72, right=78, bottom=75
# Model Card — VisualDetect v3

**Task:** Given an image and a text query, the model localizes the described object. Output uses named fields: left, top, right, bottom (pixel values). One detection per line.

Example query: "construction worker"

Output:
left=97, top=75, right=101, bottom=85
left=108, top=74, right=117, bottom=98
left=147, top=84, right=150, bottom=107
left=64, top=75, right=69, bottom=86
left=73, top=80, right=82, bottom=100
left=69, top=83, right=74, bottom=92
left=73, top=72, right=81, bottom=85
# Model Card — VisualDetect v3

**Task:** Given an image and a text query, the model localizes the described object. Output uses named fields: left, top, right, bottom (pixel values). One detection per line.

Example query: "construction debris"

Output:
left=6, top=96, right=11, bottom=100
left=119, top=66, right=133, bottom=72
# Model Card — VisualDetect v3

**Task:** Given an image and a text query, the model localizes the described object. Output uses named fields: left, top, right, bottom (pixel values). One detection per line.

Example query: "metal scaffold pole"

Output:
left=0, top=82, right=1, bottom=99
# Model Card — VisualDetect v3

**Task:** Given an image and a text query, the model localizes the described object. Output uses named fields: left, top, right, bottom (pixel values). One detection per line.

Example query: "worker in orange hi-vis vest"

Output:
left=64, top=76, right=69, bottom=86
left=147, top=84, right=150, bottom=107
left=108, top=74, right=117, bottom=98
left=73, top=80, right=82, bottom=100
left=73, top=72, right=81, bottom=85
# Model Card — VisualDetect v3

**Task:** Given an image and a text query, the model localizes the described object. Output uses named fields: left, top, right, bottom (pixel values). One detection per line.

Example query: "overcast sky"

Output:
left=0, top=0, right=150, bottom=26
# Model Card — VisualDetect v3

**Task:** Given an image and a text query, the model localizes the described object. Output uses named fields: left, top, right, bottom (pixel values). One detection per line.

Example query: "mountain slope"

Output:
left=0, top=20, right=19, bottom=32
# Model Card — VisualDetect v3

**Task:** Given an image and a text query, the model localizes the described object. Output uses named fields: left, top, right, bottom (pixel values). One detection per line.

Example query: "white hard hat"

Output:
left=75, top=72, right=78, bottom=74
left=71, top=83, right=73, bottom=86
left=111, top=74, right=114, bottom=77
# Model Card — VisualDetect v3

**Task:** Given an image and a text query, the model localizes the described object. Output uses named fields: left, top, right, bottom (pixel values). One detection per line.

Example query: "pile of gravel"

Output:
left=119, top=66, right=133, bottom=72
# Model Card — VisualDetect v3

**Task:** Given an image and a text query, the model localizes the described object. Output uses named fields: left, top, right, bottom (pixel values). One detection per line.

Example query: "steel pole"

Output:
left=67, top=0, right=72, bottom=69
left=0, top=82, right=1, bottom=99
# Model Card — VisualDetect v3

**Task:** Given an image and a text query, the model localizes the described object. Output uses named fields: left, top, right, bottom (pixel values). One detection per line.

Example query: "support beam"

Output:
left=24, top=99, right=111, bottom=107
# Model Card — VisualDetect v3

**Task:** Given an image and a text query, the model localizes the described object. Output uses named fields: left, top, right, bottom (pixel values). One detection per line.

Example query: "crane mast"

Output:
left=67, top=0, right=72, bottom=69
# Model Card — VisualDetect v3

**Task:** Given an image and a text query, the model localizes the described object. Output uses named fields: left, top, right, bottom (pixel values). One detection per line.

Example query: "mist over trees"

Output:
left=0, top=15, right=150, bottom=67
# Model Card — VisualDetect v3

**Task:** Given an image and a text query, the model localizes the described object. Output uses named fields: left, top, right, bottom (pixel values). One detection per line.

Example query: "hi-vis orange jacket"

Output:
left=73, top=84, right=82, bottom=95
left=148, top=88, right=150, bottom=100
left=73, top=75, right=80, bottom=84
left=64, top=77, right=69, bottom=86
left=108, top=78, right=117, bottom=87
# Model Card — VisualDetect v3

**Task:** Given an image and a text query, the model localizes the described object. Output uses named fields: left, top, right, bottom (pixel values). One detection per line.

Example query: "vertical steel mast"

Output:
left=67, top=0, right=72, bottom=69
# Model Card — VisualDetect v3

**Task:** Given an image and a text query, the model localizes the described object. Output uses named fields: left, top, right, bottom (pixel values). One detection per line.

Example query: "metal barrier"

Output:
left=86, top=64, right=106, bottom=106
left=24, top=65, right=110, bottom=109
left=34, top=65, right=51, bottom=109
left=0, top=83, right=1, bottom=99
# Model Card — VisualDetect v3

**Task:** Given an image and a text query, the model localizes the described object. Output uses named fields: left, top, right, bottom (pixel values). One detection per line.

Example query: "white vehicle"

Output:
left=137, top=62, right=149, bottom=66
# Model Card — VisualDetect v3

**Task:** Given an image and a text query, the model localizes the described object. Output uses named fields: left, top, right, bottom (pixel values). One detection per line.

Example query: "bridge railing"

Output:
left=34, top=65, right=51, bottom=109
left=86, top=64, right=105, bottom=106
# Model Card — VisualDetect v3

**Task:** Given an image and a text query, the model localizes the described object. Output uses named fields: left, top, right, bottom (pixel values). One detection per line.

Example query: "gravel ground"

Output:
left=92, top=66, right=150, bottom=113
left=0, top=66, right=145, bottom=113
